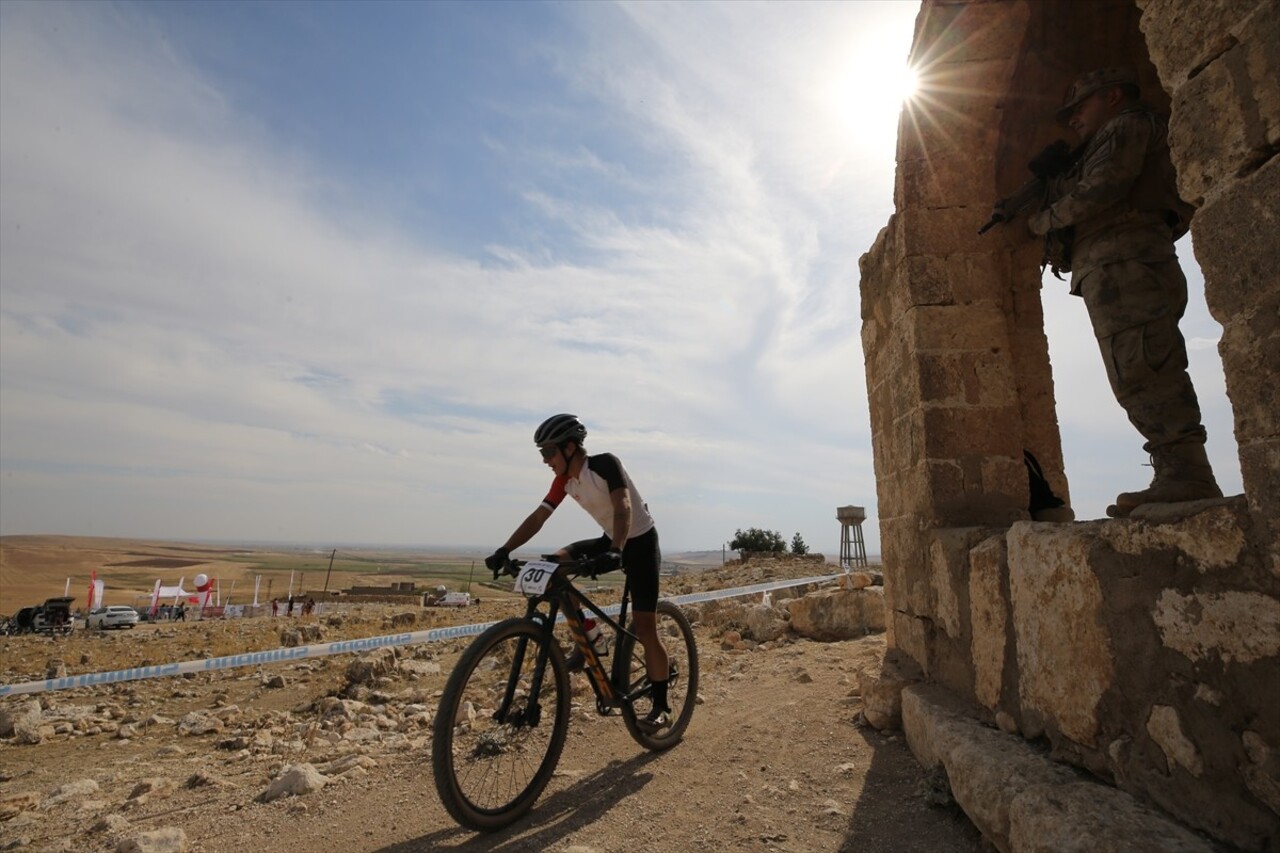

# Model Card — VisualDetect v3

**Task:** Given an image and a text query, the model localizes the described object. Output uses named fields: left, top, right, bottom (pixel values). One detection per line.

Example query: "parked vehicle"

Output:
left=0, top=607, right=36, bottom=636
left=430, top=591, right=476, bottom=604
left=86, top=605, right=140, bottom=630
left=3, top=597, right=75, bottom=635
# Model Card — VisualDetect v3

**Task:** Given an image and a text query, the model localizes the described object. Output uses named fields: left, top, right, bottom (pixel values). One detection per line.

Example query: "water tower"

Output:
left=836, top=505, right=868, bottom=569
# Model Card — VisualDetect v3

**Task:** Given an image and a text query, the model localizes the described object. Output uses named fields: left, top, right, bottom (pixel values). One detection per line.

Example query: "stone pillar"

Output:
left=860, top=1, right=1279, bottom=849
left=1138, top=0, right=1280, bottom=576
left=860, top=0, right=1075, bottom=693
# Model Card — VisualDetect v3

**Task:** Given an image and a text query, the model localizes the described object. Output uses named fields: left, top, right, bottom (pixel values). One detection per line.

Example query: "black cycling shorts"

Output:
left=566, top=527, right=661, bottom=612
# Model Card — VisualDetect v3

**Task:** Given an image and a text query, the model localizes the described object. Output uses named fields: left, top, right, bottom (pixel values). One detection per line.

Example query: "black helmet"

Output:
left=534, top=413, right=587, bottom=447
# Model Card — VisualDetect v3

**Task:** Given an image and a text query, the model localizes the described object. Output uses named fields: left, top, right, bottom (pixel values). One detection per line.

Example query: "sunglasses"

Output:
left=538, top=444, right=560, bottom=459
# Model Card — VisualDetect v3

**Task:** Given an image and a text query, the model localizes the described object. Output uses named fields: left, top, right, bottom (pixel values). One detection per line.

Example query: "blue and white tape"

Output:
left=0, top=573, right=839, bottom=697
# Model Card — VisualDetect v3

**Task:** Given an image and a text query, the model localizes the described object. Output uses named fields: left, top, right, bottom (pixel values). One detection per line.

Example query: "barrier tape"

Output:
left=0, top=573, right=841, bottom=698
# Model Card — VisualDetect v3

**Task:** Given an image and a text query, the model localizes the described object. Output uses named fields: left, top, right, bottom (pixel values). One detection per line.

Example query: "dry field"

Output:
left=1, top=539, right=982, bottom=853
left=0, top=536, right=517, bottom=618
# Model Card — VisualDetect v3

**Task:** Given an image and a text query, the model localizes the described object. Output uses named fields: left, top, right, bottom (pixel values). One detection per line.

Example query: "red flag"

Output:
left=87, top=570, right=98, bottom=610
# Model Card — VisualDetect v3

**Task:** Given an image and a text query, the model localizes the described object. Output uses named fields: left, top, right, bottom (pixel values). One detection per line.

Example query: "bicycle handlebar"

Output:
left=493, top=556, right=595, bottom=582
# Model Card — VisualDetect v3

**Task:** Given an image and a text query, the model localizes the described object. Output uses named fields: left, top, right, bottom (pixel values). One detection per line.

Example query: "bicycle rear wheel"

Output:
left=617, top=599, right=698, bottom=750
left=431, top=618, right=570, bottom=831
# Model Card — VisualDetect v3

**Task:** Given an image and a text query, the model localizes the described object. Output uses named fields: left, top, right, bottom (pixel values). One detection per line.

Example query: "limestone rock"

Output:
left=741, top=604, right=787, bottom=643
left=279, top=624, right=324, bottom=647
left=91, top=813, right=131, bottom=834
left=858, top=654, right=919, bottom=730
left=788, top=587, right=885, bottom=641
left=968, top=534, right=1009, bottom=711
left=0, top=700, right=37, bottom=737
left=1167, top=7, right=1280, bottom=204
left=44, top=779, right=99, bottom=806
left=398, top=659, right=442, bottom=677
left=127, top=779, right=176, bottom=801
left=1152, top=589, right=1280, bottom=665
left=902, top=684, right=1216, bottom=853
left=1146, top=706, right=1204, bottom=777
left=345, top=647, right=398, bottom=685
left=116, top=827, right=189, bottom=853
left=834, top=571, right=875, bottom=590
left=1, top=700, right=43, bottom=744
left=320, top=755, right=378, bottom=776
left=1007, top=780, right=1219, bottom=852
left=184, top=770, right=236, bottom=790
left=0, top=792, right=41, bottom=821
left=176, top=713, right=223, bottom=737
left=1007, top=523, right=1113, bottom=746
left=258, top=763, right=328, bottom=802
left=1240, top=730, right=1280, bottom=814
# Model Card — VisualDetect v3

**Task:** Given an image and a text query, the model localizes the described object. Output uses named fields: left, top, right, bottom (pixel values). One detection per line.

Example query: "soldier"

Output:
left=1029, top=68, right=1221, bottom=517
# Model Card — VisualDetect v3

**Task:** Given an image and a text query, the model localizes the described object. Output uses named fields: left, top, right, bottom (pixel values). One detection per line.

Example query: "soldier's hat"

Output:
left=1056, top=67, right=1139, bottom=120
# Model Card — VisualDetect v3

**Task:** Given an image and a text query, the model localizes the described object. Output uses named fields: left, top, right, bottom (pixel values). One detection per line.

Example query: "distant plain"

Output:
left=0, top=535, right=731, bottom=614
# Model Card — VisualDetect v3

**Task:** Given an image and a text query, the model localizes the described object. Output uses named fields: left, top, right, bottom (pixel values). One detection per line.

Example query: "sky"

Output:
left=0, top=1, right=1242, bottom=558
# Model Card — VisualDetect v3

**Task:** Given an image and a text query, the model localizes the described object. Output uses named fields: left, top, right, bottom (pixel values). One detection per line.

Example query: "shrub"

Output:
left=730, top=527, right=786, bottom=553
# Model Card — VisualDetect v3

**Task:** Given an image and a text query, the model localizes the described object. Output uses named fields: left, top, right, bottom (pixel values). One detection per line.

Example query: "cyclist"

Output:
left=485, top=413, right=672, bottom=732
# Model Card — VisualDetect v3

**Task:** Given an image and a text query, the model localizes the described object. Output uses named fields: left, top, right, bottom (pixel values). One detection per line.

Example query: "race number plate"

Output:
left=515, top=561, right=558, bottom=597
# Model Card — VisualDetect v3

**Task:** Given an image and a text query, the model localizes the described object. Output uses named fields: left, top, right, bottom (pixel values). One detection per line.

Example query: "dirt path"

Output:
left=2, top=557, right=985, bottom=853
left=2, top=631, right=982, bottom=853
left=362, top=637, right=984, bottom=853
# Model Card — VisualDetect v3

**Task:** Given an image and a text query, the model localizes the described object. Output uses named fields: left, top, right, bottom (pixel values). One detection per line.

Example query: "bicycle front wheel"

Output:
left=431, top=618, right=570, bottom=831
left=617, top=599, right=699, bottom=750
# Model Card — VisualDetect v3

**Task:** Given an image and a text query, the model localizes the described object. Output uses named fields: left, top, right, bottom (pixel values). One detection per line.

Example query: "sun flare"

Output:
left=826, top=37, right=921, bottom=153
left=896, top=64, right=921, bottom=103
left=841, top=59, right=919, bottom=125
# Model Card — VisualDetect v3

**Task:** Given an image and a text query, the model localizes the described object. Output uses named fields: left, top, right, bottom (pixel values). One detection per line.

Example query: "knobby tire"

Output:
left=431, top=617, right=570, bottom=831
left=616, top=600, right=699, bottom=750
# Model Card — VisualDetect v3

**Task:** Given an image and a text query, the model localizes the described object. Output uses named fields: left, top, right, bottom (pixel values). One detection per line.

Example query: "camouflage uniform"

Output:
left=1030, top=69, right=1220, bottom=512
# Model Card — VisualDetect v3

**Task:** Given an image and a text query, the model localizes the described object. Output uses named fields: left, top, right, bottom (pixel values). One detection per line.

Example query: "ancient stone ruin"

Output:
left=858, top=1, right=1277, bottom=850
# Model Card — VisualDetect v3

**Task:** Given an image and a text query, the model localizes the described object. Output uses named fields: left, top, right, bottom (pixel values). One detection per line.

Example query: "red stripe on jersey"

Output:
left=540, top=474, right=569, bottom=511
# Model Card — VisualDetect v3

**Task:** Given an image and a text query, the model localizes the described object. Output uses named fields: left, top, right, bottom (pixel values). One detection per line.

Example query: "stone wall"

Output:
left=974, top=499, right=1276, bottom=849
left=1139, top=0, right=1280, bottom=576
left=858, top=0, right=1279, bottom=849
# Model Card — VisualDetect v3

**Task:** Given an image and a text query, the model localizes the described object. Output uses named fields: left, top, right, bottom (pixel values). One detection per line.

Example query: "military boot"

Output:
left=1107, top=442, right=1222, bottom=518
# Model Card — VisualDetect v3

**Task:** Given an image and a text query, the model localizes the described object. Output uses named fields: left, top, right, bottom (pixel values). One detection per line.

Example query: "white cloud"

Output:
left=2, top=1, right=893, bottom=554
left=0, top=0, right=1247, bottom=557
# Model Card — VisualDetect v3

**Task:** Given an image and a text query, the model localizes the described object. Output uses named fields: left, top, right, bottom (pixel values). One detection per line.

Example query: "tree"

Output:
left=790, top=533, right=809, bottom=556
left=730, top=527, right=786, bottom=553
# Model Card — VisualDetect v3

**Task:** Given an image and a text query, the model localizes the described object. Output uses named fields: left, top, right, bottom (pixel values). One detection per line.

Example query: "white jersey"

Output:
left=539, top=452, right=655, bottom=538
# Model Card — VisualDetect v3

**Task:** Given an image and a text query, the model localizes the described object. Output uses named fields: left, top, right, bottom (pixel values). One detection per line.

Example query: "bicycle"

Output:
left=431, top=555, right=699, bottom=831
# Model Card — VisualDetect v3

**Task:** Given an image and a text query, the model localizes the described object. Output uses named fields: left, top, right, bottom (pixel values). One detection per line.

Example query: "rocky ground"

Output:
left=0, top=560, right=984, bottom=852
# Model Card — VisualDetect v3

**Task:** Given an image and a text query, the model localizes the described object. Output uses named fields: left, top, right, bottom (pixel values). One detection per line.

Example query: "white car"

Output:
left=431, top=592, right=472, bottom=607
left=87, top=605, right=140, bottom=630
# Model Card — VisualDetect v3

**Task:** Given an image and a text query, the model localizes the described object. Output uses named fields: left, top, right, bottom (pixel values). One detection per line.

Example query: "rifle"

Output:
left=978, top=140, right=1079, bottom=235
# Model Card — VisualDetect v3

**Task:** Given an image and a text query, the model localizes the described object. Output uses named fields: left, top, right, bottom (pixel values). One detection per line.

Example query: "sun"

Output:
left=823, top=13, right=922, bottom=145
left=811, top=9, right=923, bottom=162
left=896, top=64, right=922, bottom=103
left=853, top=57, right=919, bottom=117
left=827, top=55, right=919, bottom=147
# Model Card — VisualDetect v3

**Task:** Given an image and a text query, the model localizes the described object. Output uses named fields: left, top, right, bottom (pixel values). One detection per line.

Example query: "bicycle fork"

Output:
left=493, top=631, right=547, bottom=728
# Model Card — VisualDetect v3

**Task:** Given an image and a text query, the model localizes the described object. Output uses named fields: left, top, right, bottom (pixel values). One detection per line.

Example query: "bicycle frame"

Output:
left=500, top=561, right=644, bottom=721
